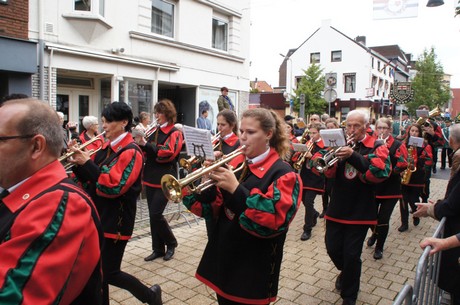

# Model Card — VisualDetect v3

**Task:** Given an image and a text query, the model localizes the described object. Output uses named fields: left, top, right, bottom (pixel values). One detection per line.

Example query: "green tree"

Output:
left=406, top=47, right=450, bottom=115
left=292, top=63, right=327, bottom=117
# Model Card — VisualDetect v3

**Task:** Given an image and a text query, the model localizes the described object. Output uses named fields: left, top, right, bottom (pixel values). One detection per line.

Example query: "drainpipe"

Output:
left=38, top=0, right=45, bottom=102
left=48, top=48, right=54, bottom=107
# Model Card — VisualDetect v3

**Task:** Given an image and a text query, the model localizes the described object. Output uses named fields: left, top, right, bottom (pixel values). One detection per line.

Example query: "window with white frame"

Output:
left=151, top=0, right=174, bottom=37
left=310, top=52, right=320, bottom=64
left=212, top=18, right=228, bottom=51
left=74, top=0, right=105, bottom=16
left=344, top=73, right=356, bottom=93
left=331, top=50, right=342, bottom=62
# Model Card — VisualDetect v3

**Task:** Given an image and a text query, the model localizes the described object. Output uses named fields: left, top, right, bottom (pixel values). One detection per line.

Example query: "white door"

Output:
left=57, top=89, right=98, bottom=133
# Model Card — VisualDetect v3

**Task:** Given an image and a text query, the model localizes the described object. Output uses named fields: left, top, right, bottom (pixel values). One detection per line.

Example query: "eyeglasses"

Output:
left=0, top=134, right=36, bottom=142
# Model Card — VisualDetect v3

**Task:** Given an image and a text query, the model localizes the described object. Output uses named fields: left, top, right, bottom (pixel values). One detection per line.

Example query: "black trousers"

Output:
left=400, top=186, right=422, bottom=225
left=325, top=221, right=369, bottom=302
left=371, top=198, right=398, bottom=250
left=146, top=186, right=178, bottom=252
left=432, top=147, right=438, bottom=169
left=421, top=169, right=431, bottom=203
left=441, top=147, right=453, bottom=168
left=322, top=179, right=332, bottom=213
left=102, top=238, right=151, bottom=305
left=302, top=189, right=318, bottom=232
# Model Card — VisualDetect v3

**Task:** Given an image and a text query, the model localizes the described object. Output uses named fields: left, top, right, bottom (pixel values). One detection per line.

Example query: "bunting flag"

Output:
left=373, top=0, right=419, bottom=20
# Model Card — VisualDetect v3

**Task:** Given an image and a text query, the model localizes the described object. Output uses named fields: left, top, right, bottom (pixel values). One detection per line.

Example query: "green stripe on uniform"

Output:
left=97, top=155, right=136, bottom=195
left=0, top=192, right=68, bottom=304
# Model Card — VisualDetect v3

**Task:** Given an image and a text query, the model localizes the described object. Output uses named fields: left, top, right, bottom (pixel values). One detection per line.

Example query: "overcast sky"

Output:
left=249, top=0, right=460, bottom=88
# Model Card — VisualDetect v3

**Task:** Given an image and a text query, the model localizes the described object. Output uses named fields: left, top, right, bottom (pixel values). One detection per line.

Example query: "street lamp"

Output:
left=280, top=53, right=293, bottom=114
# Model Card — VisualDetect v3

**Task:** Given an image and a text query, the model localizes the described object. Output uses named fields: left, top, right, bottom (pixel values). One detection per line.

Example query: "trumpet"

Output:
left=162, top=146, right=246, bottom=203
left=144, top=119, right=159, bottom=138
left=293, top=140, right=315, bottom=171
left=179, top=132, right=222, bottom=171
left=416, top=106, right=442, bottom=127
left=313, top=134, right=356, bottom=173
left=59, top=132, right=106, bottom=170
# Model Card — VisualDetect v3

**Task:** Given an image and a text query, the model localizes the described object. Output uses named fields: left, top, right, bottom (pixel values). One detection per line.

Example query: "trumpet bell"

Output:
left=161, top=174, right=183, bottom=203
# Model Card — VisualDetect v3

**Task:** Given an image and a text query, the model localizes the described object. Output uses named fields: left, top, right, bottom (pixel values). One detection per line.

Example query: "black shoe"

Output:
left=342, top=299, right=356, bottom=305
left=163, top=246, right=176, bottom=261
left=433, top=167, right=437, bottom=174
left=148, top=284, right=163, bottom=305
left=440, top=167, right=446, bottom=170
left=312, top=211, right=319, bottom=227
left=398, top=224, right=408, bottom=232
left=413, top=217, right=420, bottom=226
left=367, top=234, right=376, bottom=247
left=144, top=251, right=165, bottom=261
left=373, top=248, right=383, bottom=260
left=300, top=231, right=312, bottom=241
left=319, top=211, right=325, bottom=218
left=335, top=273, right=342, bottom=291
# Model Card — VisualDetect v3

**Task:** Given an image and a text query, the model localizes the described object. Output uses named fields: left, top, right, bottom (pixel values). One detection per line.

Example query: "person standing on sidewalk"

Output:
left=183, top=108, right=302, bottom=305
left=217, top=86, right=235, bottom=111
left=71, top=102, right=163, bottom=305
left=366, top=118, right=408, bottom=259
left=440, top=119, right=453, bottom=170
left=312, top=110, right=391, bottom=305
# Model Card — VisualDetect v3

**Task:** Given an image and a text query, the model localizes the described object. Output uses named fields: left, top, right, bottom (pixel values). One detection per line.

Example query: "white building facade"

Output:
left=29, top=0, right=250, bottom=130
left=282, top=20, right=410, bottom=121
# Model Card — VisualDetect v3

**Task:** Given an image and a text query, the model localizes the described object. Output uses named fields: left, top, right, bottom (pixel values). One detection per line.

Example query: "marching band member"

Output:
left=398, top=124, right=433, bottom=232
left=79, top=115, right=104, bottom=157
left=312, top=110, right=391, bottom=305
left=214, top=109, right=240, bottom=158
left=136, top=99, right=183, bottom=262
left=367, top=118, right=408, bottom=259
left=183, top=108, right=302, bottom=305
left=70, top=102, right=162, bottom=305
left=292, top=122, right=325, bottom=241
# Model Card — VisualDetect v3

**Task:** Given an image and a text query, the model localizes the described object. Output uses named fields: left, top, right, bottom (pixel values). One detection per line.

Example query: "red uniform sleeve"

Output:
left=0, top=191, right=100, bottom=304
left=96, top=147, right=144, bottom=198
left=156, top=130, right=184, bottom=163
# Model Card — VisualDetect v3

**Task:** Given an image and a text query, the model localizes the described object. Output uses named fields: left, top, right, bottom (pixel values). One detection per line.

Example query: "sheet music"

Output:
left=408, top=136, right=424, bottom=148
left=319, top=128, right=346, bottom=147
left=292, top=143, right=310, bottom=152
left=182, top=125, right=215, bottom=161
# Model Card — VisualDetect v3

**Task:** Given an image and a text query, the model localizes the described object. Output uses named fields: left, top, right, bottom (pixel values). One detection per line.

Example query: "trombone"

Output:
left=313, top=134, right=355, bottom=173
left=293, top=140, right=314, bottom=170
left=59, top=131, right=106, bottom=170
left=143, top=119, right=158, bottom=138
left=162, top=145, right=246, bottom=203
left=179, top=132, right=221, bottom=171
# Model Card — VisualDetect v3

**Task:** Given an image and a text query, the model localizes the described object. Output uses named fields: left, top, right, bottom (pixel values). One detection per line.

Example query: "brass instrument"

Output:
left=401, top=145, right=416, bottom=185
left=293, top=140, right=315, bottom=171
left=179, top=132, right=221, bottom=171
left=162, top=146, right=246, bottom=203
left=313, top=134, right=356, bottom=173
left=416, top=106, right=442, bottom=127
left=144, top=119, right=159, bottom=138
left=59, top=132, right=106, bottom=170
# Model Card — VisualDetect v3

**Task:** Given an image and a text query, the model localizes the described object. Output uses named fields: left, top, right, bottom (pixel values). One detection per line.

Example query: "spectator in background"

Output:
left=440, top=119, right=453, bottom=170
left=56, top=111, right=69, bottom=153
left=217, top=86, right=234, bottom=111
left=197, top=109, right=213, bottom=134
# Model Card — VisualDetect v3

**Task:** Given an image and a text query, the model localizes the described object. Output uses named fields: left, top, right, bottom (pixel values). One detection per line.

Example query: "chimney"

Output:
left=355, top=36, right=366, bottom=46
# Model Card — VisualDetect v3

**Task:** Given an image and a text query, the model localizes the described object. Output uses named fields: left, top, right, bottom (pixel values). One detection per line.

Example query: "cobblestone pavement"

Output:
left=109, top=168, right=450, bottom=305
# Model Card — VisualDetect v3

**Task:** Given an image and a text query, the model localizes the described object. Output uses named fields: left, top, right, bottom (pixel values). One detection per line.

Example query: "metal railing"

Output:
left=392, top=217, right=447, bottom=305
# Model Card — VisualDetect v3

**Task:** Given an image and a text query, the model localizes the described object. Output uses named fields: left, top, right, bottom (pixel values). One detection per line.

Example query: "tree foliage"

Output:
left=292, top=63, right=327, bottom=117
left=406, top=47, right=451, bottom=115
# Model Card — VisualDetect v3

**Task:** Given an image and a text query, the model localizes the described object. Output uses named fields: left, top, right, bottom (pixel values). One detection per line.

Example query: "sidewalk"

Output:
left=109, top=170, right=450, bottom=305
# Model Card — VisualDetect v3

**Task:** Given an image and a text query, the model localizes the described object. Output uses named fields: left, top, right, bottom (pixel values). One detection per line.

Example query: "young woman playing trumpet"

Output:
left=183, top=108, right=302, bottom=305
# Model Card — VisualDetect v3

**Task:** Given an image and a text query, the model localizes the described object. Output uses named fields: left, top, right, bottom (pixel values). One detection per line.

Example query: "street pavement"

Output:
left=109, top=167, right=451, bottom=305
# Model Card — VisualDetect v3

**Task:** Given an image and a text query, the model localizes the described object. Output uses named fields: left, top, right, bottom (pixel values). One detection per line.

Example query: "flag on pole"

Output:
left=373, top=0, right=419, bottom=20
